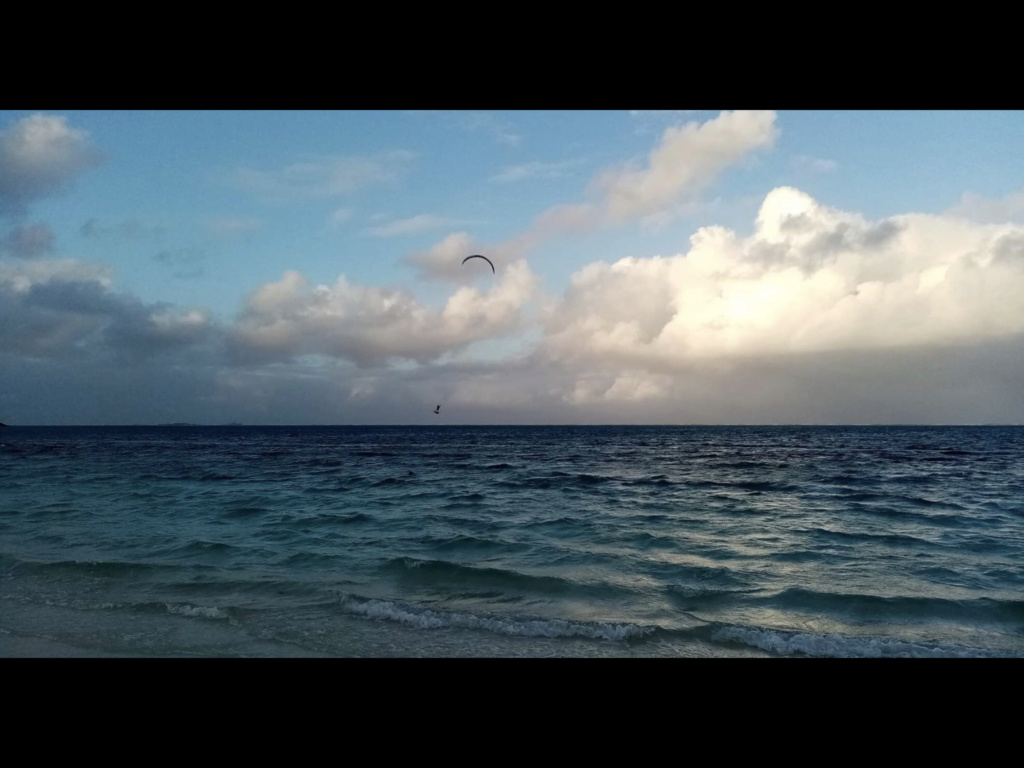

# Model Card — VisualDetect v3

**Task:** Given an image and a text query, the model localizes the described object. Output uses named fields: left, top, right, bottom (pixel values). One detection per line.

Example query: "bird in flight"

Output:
left=433, top=405, right=440, bottom=415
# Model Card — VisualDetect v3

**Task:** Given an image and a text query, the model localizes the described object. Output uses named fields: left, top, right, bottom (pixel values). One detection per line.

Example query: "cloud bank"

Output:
left=0, top=259, right=213, bottom=361
left=541, top=186, right=1024, bottom=373
left=228, top=260, right=537, bottom=366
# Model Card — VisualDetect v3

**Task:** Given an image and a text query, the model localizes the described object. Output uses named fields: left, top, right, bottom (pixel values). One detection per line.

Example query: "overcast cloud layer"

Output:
left=2, top=110, right=1023, bottom=424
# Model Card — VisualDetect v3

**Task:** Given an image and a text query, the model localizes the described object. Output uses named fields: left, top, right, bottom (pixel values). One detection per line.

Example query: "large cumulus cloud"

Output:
left=541, top=186, right=1024, bottom=370
left=228, top=260, right=537, bottom=366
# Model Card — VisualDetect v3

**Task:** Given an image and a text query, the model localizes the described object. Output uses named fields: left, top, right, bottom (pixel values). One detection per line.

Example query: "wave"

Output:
left=221, top=506, right=271, bottom=519
left=165, top=602, right=229, bottom=620
left=258, top=450, right=293, bottom=459
left=144, top=539, right=256, bottom=563
left=887, top=474, right=938, bottom=485
left=493, top=470, right=627, bottom=490
left=823, top=473, right=879, bottom=487
left=282, top=551, right=343, bottom=567
left=497, top=476, right=554, bottom=489
left=905, top=495, right=968, bottom=511
left=683, top=478, right=801, bottom=493
left=339, top=596, right=651, bottom=642
left=799, top=526, right=936, bottom=549
left=626, top=531, right=685, bottom=550
left=307, top=458, right=345, bottom=468
left=625, top=474, right=676, bottom=487
left=283, top=511, right=370, bottom=527
left=2, top=556, right=166, bottom=578
left=519, top=516, right=601, bottom=539
left=372, top=476, right=415, bottom=487
left=710, top=624, right=1022, bottom=658
left=419, top=533, right=515, bottom=553
left=706, top=461, right=764, bottom=470
left=380, top=557, right=617, bottom=598
left=658, top=562, right=753, bottom=589
left=770, top=550, right=824, bottom=563
left=666, top=584, right=758, bottom=606
left=849, top=503, right=974, bottom=528
left=763, top=586, right=1024, bottom=623
left=446, top=492, right=486, bottom=503
left=134, top=470, right=238, bottom=482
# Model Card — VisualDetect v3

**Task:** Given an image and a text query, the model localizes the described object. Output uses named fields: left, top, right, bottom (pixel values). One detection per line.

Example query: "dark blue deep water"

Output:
left=1, top=425, right=1022, bottom=657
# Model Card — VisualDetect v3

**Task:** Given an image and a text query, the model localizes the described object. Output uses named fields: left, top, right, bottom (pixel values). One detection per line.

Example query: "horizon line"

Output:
left=3, top=423, right=1023, bottom=428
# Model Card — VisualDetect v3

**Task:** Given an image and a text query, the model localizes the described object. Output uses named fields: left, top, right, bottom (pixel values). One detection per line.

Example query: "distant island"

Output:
left=0, top=422, right=7, bottom=427
left=152, top=422, right=244, bottom=426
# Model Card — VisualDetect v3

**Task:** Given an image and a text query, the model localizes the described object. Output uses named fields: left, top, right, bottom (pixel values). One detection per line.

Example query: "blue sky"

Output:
left=3, top=110, right=1024, bottom=424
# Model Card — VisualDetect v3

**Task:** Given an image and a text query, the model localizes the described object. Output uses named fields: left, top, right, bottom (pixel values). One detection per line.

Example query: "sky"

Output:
left=2, top=109, right=1024, bottom=425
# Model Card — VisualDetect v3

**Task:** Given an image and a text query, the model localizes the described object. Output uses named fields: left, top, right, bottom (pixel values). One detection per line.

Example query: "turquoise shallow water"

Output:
left=1, top=425, right=1022, bottom=657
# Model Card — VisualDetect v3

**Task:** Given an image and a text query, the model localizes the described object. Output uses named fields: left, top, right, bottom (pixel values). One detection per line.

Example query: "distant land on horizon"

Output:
left=155, top=422, right=243, bottom=426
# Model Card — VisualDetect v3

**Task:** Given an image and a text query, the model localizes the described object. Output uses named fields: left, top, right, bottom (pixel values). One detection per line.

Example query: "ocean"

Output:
left=1, top=425, right=1022, bottom=658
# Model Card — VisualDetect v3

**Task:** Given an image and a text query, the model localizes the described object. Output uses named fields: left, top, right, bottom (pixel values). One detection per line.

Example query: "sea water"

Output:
left=1, top=425, right=1022, bottom=657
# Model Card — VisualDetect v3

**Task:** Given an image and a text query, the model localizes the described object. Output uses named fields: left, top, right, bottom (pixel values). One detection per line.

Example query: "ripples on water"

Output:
left=1, top=425, right=1022, bottom=657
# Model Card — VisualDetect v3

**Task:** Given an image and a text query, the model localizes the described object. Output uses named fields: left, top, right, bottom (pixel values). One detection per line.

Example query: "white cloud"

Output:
left=503, top=204, right=597, bottom=255
left=327, top=207, right=354, bottom=226
left=595, top=110, right=778, bottom=223
left=498, top=111, right=777, bottom=255
left=80, top=218, right=165, bottom=240
left=405, top=231, right=486, bottom=281
left=365, top=213, right=459, bottom=237
left=229, top=260, right=537, bottom=366
left=458, top=112, right=521, bottom=146
left=628, top=109, right=698, bottom=135
left=0, top=114, right=104, bottom=215
left=791, top=155, right=839, bottom=174
left=947, top=190, right=1024, bottom=224
left=491, top=160, right=578, bottom=183
left=230, top=150, right=415, bottom=202
left=205, top=216, right=262, bottom=239
left=565, top=371, right=672, bottom=404
left=541, top=186, right=1024, bottom=371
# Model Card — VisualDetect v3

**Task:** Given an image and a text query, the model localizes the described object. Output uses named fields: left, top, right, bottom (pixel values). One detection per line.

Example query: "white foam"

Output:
left=166, top=603, right=227, bottom=620
left=711, top=625, right=1019, bottom=658
left=342, top=598, right=650, bottom=642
